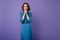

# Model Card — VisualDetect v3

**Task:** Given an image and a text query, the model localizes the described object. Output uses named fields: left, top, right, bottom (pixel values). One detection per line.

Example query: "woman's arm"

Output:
left=26, top=12, right=32, bottom=23
left=26, top=13, right=30, bottom=20
left=22, top=13, right=25, bottom=20
left=20, top=12, right=25, bottom=23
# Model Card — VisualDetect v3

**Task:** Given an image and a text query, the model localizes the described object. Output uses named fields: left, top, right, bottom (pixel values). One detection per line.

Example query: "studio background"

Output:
left=0, top=0, right=60, bottom=40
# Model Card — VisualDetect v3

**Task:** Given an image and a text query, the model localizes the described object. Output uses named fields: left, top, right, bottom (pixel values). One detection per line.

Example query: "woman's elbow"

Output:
left=20, top=20, right=23, bottom=23
left=28, top=19, right=32, bottom=23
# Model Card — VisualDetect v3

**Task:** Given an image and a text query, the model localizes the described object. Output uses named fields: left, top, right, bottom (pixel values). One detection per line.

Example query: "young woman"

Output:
left=20, top=2, right=32, bottom=40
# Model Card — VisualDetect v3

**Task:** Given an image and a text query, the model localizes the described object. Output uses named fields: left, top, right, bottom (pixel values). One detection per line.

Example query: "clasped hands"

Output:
left=22, top=10, right=29, bottom=20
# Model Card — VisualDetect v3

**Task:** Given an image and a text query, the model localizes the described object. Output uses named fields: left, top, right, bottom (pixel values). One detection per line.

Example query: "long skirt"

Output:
left=21, top=24, right=32, bottom=40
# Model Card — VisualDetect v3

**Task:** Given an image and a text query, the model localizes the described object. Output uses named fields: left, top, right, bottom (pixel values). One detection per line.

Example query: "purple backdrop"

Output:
left=0, top=0, right=60, bottom=40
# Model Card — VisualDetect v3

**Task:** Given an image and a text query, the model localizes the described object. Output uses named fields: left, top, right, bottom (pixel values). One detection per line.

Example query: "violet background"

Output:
left=0, top=0, right=60, bottom=40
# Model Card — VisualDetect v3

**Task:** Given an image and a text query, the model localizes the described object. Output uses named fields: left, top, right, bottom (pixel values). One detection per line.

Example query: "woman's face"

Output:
left=24, top=4, right=28, bottom=11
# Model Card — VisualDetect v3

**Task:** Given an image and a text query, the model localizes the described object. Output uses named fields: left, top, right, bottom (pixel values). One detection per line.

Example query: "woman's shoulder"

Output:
left=20, top=11, right=24, bottom=15
left=28, top=11, right=32, bottom=15
left=28, top=11, right=32, bottom=13
left=20, top=11, right=24, bottom=13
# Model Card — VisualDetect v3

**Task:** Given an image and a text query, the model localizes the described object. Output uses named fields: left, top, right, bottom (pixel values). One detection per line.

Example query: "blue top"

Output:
left=20, top=11, right=32, bottom=24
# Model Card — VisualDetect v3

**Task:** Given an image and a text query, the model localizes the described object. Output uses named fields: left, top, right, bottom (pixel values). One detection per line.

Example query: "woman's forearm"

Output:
left=26, top=14, right=30, bottom=20
left=22, top=13, right=25, bottom=20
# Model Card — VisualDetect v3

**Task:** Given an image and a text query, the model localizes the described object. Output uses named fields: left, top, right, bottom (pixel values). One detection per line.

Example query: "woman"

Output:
left=20, top=2, right=32, bottom=40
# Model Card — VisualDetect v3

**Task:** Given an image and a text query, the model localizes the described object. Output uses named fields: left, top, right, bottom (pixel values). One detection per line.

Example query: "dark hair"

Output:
left=22, top=2, right=30, bottom=11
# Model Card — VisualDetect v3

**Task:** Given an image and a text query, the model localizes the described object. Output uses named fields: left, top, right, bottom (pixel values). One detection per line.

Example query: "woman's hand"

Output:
left=24, top=10, right=27, bottom=14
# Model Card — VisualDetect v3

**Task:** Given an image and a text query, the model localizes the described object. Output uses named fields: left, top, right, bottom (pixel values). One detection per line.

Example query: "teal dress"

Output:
left=20, top=11, right=32, bottom=40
